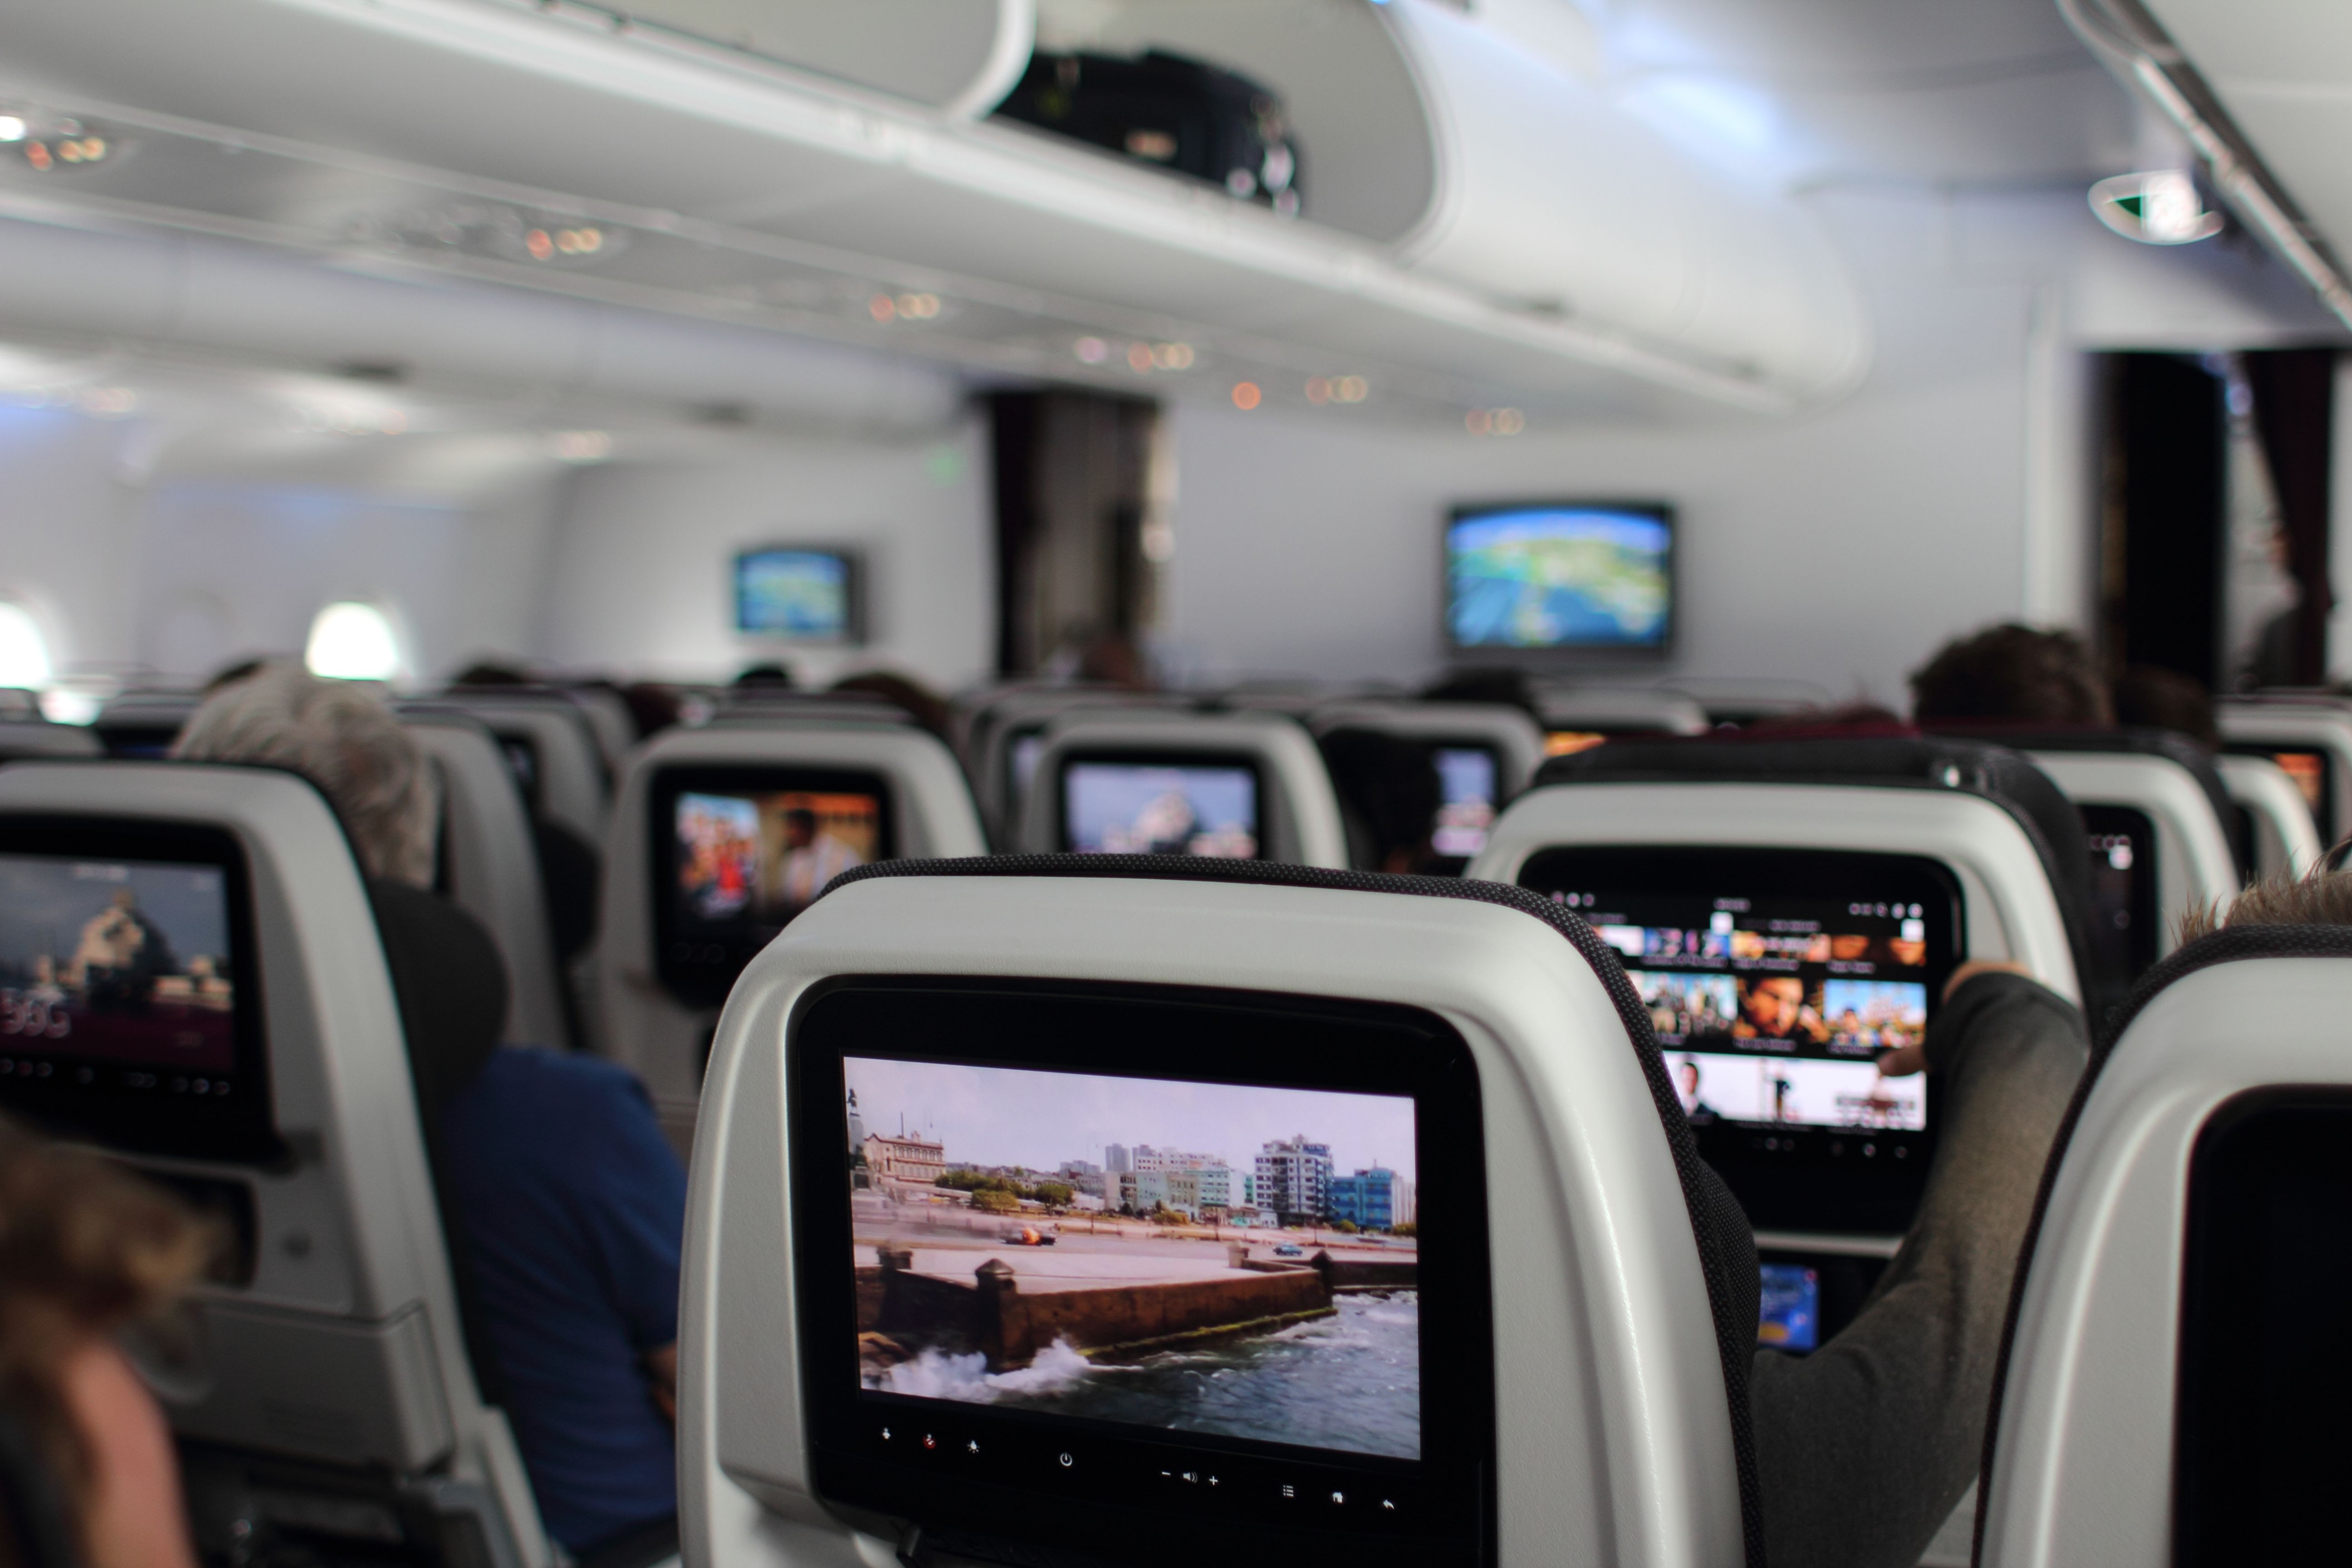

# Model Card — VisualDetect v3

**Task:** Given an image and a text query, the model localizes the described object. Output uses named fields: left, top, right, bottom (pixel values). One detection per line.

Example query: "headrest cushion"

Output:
left=367, top=881, right=508, bottom=1110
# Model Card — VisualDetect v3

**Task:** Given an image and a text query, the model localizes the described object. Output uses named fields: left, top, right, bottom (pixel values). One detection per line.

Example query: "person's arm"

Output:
left=1747, top=966, right=2088, bottom=1568
left=643, top=1343, right=679, bottom=1425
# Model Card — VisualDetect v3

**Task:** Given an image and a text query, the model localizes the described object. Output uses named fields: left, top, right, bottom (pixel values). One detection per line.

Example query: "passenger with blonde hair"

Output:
left=0, top=1114, right=215, bottom=1568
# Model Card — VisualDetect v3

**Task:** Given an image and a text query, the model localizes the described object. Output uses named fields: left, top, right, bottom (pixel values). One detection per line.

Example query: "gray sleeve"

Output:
left=1748, top=971, right=2088, bottom=1568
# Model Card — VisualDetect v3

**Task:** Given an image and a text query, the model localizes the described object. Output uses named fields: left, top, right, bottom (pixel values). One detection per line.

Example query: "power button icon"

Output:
left=1058, top=1453, right=1074, bottom=1469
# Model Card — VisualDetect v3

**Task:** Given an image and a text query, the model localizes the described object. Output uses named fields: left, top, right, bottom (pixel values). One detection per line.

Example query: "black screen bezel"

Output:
left=0, top=816, right=281, bottom=1165
left=2174, top=1088, right=2352, bottom=1564
left=789, top=977, right=1496, bottom=1568
left=1441, top=499, right=1676, bottom=663
left=2080, top=804, right=2161, bottom=990
left=1057, top=751, right=1269, bottom=861
left=1516, top=845, right=1960, bottom=1234
left=649, top=765, right=897, bottom=1007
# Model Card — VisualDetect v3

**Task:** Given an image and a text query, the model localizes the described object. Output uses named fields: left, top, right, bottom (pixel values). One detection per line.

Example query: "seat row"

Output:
left=0, top=718, right=2331, bottom=1564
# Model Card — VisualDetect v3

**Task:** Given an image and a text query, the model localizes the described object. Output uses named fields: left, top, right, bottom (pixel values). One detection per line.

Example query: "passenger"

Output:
left=451, top=659, right=536, bottom=688
left=1909, top=623, right=2113, bottom=726
left=1315, top=729, right=1440, bottom=873
left=621, top=681, right=685, bottom=741
left=2112, top=664, right=2219, bottom=749
left=2180, top=858, right=2352, bottom=937
left=0, top=1114, right=215, bottom=1568
left=1739, top=701, right=1908, bottom=737
left=830, top=669, right=951, bottom=738
left=733, top=661, right=795, bottom=690
left=173, top=664, right=687, bottom=1557
left=1749, top=961, right=2087, bottom=1568
left=1419, top=666, right=1541, bottom=720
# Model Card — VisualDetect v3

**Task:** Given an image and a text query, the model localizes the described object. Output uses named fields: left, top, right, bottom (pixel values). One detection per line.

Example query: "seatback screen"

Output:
left=1429, top=746, right=1498, bottom=860
left=2081, top=804, right=2159, bottom=992
left=845, top=1057, right=1420, bottom=1459
left=2225, top=745, right=2332, bottom=845
left=792, top=983, right=1494, bottom=1568
left=0, top=820, right=275, bottom=1163
left=1519, top=846, right=1960, bottom=1234
left=2177, top=1094, right=2352, bottom=1565
left=652, top=767, right=892, bottom=1004
left=1062, top=759, right=1260, bottom=858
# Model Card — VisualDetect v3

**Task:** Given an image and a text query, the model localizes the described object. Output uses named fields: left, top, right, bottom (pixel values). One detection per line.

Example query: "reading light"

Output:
left=305, top=602, right=402, bottom=682
left=2090, top=170, right=2223, bottom=245
left=1231, top=382, right=1262, bottom=411
left=0, top=117, right=24, bottom=143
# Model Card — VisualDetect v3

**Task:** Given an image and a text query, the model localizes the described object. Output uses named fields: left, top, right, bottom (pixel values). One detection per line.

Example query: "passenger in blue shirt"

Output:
left=438, top=1048, right=687, bottom=1551
left=176, top=663, right=686, bottom=1556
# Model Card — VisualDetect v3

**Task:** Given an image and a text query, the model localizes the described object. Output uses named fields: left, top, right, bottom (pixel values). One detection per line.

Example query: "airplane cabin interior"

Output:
left=0, top=0, right=2345, bottom=1566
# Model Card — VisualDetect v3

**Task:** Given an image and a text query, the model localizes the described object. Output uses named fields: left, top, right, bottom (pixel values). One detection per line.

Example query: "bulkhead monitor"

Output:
left=1060, top=755, right=1262, bottom=859
left=652, top=766, right=893, bottom=1005
left=734, top=547, right=863, bottom=645
left=1443, top=501, right=1673, bottom=656
left=2081, top=804, right=2159, bottom=990
left=1519, top=846, right=1961, bottom=1235
left=790, top=981, right=1495, bottom=1568
left=0, top=818, right=275, bottom=1163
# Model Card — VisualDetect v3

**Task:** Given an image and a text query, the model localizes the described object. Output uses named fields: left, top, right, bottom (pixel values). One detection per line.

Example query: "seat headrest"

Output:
left=1924, top=723, right=2242, bottom=877
left=367, top=881, right=508, bottom=1110
left=2095, top=921, right=2352, bottom=1056
left=822, top=850, right=1770, bottom=1566
left=1536, top=732, right=2104, bottom=998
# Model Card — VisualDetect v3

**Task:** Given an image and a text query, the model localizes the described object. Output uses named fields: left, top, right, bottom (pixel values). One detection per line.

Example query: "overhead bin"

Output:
left=0, top=0, right=1869, bottom=416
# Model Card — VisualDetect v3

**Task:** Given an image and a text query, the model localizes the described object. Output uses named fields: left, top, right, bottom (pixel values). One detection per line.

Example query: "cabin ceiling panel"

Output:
left=0, top=0, right=1872, bottom=420
left=2136, top=0, right=2352, bottom=318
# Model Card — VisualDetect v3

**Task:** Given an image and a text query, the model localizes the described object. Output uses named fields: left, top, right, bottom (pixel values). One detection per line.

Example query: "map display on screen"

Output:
left=1446, top=505, right=1671, bottom=652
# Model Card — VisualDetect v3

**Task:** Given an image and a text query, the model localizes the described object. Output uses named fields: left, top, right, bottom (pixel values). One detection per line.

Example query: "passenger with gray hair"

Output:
left=173, top=663, right=688, bottom=1558
left=176, top=662, right=440, bottom=885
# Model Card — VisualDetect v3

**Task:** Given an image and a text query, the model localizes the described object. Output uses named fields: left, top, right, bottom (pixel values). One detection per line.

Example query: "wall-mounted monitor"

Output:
left=735, top=547, right=864, bottom=645
left=1443, top=502, right=1673, bottom=657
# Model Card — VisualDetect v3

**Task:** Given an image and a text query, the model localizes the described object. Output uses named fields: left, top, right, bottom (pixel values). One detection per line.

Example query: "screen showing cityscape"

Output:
left=1444, top=503, right=1673, bottom=652
left=0, top=854, right=236, bottom=1073
left=1062, top=761, right=1259, bottom=858
left=845, top=1056, right=1421, bottom=1460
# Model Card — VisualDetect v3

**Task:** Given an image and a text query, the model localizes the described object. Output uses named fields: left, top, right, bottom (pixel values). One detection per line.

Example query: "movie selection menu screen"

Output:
left=1544, top=885, right=1937, bottom=1132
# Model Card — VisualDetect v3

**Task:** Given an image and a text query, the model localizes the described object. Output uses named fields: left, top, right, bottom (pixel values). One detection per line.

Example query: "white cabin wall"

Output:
left=133, top=446, right=568, bottom=684
left=1158, top=186, right=2332, bottom=705
left=535, top=418, right=993, bottom=690
left=0, top=406, right=144, bottom=676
